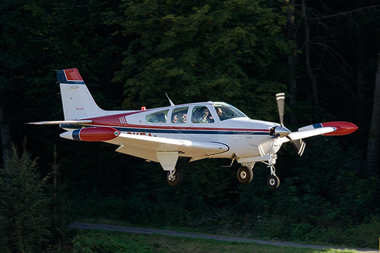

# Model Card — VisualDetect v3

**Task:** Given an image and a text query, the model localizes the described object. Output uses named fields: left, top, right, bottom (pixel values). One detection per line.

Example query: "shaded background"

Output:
left=1, top=0, right=380, bottom=248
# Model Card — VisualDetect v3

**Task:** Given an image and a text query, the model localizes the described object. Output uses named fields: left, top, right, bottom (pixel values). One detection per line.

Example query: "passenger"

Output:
left=177, top=112, right=186, bottom=123
left=172, top=113, right=178, bottom=123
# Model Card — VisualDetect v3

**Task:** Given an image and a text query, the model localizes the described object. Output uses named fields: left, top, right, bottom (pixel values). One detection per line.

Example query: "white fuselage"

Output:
left=77, top=102, right=282, bottom=162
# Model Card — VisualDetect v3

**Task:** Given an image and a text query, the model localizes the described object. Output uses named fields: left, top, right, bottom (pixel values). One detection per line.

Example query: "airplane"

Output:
left=29, top=68, right=358, bottom=189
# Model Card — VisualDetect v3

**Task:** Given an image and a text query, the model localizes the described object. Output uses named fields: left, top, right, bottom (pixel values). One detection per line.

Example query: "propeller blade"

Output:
left=291, top=139, right=306, bottom=156
left=276, top=93, right=285, bottom=126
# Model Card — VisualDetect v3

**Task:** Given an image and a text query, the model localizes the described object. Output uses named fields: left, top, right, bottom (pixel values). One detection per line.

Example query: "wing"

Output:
left=281, top=121, right=358, bottom=143
left=106, top=133, right=229, bottom=162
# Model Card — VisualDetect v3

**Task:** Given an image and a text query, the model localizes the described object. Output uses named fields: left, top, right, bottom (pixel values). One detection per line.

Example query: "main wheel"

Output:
left=167, top=170, right=183, bottom=186
left=237, top=166, right=253, bottom=184
left=267, top=175, right=280, bottom=189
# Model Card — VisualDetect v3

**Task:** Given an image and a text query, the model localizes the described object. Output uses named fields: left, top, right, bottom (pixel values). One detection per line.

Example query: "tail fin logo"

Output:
left=57, top=68, right=85, bottom=85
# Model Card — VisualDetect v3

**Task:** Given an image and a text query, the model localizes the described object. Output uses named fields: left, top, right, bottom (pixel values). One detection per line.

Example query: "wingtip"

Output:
left=321, top=121, right=358, bottom=136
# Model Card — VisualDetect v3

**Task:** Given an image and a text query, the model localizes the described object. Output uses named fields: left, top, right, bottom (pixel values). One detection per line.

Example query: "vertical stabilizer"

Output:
left=57, top=68, right=106, bottom=120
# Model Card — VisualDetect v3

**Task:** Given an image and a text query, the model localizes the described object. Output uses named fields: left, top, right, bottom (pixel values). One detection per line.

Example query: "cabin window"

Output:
left=171, top=107, right=188, bottom=124
left=145, top=109, right=169, bottom=124
left=192, top=106, right=215, bottom=123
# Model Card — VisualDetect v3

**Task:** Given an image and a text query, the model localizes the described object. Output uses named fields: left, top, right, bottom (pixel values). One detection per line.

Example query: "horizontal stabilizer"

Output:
left=27, top=120, right=93, bottom=125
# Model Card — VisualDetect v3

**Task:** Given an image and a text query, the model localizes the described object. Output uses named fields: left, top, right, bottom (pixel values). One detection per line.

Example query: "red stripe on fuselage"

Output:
left=83, top=111, right=145, bottom=126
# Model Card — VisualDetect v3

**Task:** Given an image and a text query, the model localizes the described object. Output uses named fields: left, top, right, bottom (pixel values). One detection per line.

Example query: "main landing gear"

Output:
left=167, top=169, right=183, bottom=186
left=237, top=166, right=253, bottom=184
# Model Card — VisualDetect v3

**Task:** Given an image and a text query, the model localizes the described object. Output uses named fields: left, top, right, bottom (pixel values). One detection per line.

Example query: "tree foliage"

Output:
left=0, top=148, right=51, bottom=252
left=104, top=0, right=291, bottom=112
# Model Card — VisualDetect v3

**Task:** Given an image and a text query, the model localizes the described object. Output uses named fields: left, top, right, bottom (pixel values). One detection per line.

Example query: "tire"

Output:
left=237, top=166, right=253, bottom=184
left=267, top=175, right=280, bottom=189
left=167, top=170, right=183, bottom=186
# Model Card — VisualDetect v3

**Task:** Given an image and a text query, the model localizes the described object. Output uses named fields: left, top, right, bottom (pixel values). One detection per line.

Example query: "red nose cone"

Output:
left=321, top=121, right=358, bottom=136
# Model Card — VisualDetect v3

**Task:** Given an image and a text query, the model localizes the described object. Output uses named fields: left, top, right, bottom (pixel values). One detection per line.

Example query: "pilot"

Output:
left=197, top=107, right=213, bottom=123
left=216, top=107, right=223, bottom=116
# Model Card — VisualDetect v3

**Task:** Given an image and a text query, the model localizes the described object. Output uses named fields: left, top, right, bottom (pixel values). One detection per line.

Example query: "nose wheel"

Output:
left=267, top=174, right=280, bottom=189
left=167, top=169, right=183, bottom=186
left=267, top=165, right=280, bottom=189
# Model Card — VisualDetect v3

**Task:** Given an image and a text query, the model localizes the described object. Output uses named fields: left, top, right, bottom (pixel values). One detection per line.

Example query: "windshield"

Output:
left=213, top=103, right=248, bottom=121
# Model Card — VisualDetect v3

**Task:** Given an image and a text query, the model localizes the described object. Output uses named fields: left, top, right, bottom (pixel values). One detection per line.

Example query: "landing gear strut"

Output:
left=167, top=169, right=183, bottom=186
left=237, top=166, right=253, bottom=184
left=260, top=154, right=280, bottom=189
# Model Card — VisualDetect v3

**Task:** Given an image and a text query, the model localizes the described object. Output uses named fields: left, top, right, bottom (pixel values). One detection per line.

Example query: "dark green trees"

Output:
left=0, top=149, right=51, bottom=252
left=104, top=0, right=291, bottom=114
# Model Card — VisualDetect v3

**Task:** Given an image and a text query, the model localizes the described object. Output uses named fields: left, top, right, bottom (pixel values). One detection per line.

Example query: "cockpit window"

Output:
left=213, top=103, right=248, bottom=121
left=192, top=106, right=215, bottom=123
left=145, top=109, right=169, bottom=124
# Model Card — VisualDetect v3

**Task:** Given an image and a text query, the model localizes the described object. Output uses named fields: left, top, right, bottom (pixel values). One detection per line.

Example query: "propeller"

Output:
left=271, top=93, right=290, bottom=137
left=273, top=92, right=306, bottom=156
left=276, top=93, right=285, bottom=126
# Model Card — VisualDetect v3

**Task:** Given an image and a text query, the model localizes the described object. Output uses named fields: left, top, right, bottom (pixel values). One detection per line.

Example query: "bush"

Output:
left=0, top=148, right=51, bottom=252
left=346, top=215, right=380, bottom=248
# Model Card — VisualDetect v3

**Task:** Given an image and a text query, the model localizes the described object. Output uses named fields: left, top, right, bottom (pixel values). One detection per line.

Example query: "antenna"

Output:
left=165, top=93, right=175, bottom=106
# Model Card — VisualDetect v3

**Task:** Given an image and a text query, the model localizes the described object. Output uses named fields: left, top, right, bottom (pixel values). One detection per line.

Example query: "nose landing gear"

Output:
left=267, top=165, right=280, bottom=189
left=262, top=154, right=280, bottom=189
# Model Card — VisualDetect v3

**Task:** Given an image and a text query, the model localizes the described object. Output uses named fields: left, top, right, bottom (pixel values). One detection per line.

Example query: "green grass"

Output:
left=71, top=229, right=362, bottom=253
left=76, top=218, right=380, bottom=250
